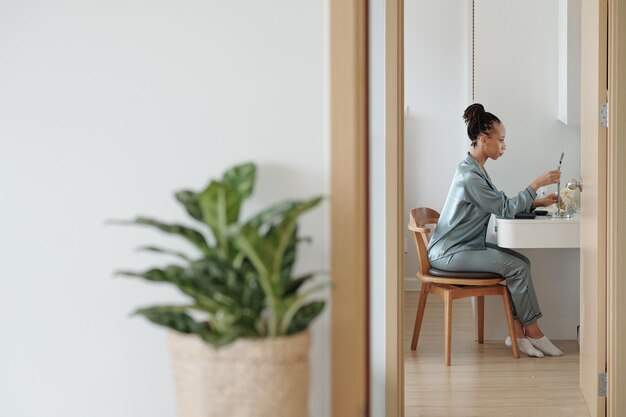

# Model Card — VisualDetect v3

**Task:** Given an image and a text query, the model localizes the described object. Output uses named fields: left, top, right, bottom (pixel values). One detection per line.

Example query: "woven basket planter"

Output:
left=168, top=330, right=311, bottom=417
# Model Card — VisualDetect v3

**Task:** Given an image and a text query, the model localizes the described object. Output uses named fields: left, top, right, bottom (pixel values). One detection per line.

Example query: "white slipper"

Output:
left=505, top=336, right=544, bottom=358
left=527, top=336, right=564, bottom=356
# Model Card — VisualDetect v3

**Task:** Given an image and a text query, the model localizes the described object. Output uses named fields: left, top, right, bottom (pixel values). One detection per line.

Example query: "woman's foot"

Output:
left=505, top=336, right=544, bottom=358
left=527, top=336, right=564, bottom=356
left=523, top=321, right=545, bottom=339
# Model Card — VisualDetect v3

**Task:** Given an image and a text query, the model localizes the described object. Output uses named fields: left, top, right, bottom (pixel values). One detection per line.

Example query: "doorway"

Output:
left=382, top=0, right=624, bottom=416
left=403, top=0, right=584, bottom=415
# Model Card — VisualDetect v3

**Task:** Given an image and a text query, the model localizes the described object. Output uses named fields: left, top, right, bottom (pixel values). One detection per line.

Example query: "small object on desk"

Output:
left=556, top=152, right=564, bottom=216
left=514, top=212, right=536, bottom=219
left=534, top=210, right=548, bottom=216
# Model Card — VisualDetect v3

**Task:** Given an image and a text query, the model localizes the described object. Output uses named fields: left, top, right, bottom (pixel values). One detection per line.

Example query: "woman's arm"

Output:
left=463, top=171, right=536, bottom=218
left=530, top=170, right=561, bottom=191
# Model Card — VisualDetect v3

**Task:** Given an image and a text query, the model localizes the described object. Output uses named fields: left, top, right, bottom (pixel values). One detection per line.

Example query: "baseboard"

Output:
left=404, top=277, right=421, bottom=291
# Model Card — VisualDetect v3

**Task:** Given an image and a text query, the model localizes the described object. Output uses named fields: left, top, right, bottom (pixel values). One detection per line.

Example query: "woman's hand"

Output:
left=531, top=169, right=561, bottom=191
left=532, top=193, right=558, bottom=208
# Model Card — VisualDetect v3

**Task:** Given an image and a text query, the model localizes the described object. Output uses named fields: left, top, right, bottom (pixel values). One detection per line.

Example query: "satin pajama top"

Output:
left=428, top=153, right=537, bottom=261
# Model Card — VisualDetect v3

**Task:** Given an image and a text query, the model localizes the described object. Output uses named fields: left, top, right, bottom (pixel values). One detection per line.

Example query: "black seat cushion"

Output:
left=428, top=267, right=503, bottom=279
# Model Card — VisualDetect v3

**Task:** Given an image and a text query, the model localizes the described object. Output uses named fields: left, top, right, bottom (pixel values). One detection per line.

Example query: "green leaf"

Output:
left=286, top=301, right=325, bottom=334
left=281, top=273, right=315, bottom=297
left=135, top=306, right=204, bottom=334
left=175, top=190, right=203, bottom=222
left=223, top=162, right=256, bottom=199
left=205, top=184, right=242, bottom=228
left=197, top=164, right=256, bottom=243
left=235, top=223, right=272, bottom=276
left=245, top=200, right=300, bottom=229
left=261, top=197, right=323, bottom=281
left=116, top=266, right=187, bottom=283
left=187, top=258, right=266, bottom=326
left=189, top=262, right=239, bottom=309
left=279, top=228, right=297, bottom=285
left=237, top=197, right=323, bottom=280
left=174, top=163, right=255, bottom=226
left=278, top=281, right=330, bottom=334
left=197, top=183, right=242, bottom=258
left=198, top=329, right=241, bottom=348
left=136, top=246, right=191, bottom=262
left=116, top=266, right=222, bottom=312
left=135, top=306, right=244, bottom=348
left=268, top=197, right=322, bottom=278
left=233, top=197, right=323, bottom=336
left=112, top=217, right=213, bottom=256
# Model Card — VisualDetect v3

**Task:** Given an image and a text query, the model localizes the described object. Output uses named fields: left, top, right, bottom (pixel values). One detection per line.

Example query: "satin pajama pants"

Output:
left=430, top=243, right=543, bottom=325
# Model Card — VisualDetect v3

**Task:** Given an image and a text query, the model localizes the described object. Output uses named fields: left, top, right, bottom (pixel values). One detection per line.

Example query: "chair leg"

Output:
left=411, top=282, right=430, bottom=350
left=476, top=296, right=484, bottom=344
left=444, top=291, right=452, bottom=366
left=501, top=288, right=520, bottom=359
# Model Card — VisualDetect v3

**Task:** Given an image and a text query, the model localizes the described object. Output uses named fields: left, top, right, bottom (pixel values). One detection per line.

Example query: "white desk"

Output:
left=482, top=214, right=580, bottom=340
left=494, top=214, right=580, bottom=248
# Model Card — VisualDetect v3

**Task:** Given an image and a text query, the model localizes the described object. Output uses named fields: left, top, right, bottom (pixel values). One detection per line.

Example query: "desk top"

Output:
left=496, top=214, right=580, bottom=224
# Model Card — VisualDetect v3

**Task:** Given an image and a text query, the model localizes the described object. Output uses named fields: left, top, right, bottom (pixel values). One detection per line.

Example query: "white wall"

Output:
left=0, top=2, right=329, bottom=417
left=404, top=0, right=581, bottom=339
left=474, top=0, right=581, bottom=189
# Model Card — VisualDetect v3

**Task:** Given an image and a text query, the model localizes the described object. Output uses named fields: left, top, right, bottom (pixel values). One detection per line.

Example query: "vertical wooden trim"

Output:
left=330, top=0, right=369, bottom=416
left=580, top=0, right=607, bottom=417
left=607, top=0, right=625, bottom=415
left=580, top=0, right=608, bottom=415
left=385, top=0, right=404, bottom=415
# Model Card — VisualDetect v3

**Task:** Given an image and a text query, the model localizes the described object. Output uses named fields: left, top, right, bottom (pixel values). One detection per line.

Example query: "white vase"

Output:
left=168, top=330, right=310, bottom=417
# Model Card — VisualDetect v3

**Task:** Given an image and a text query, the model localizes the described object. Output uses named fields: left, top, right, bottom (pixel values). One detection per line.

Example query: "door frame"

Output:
left=606, top=0, right=626, bottom=414
left=385, top=0, right=404, bottom=416
left=380, top=1, right=625, bottom=417
left=579, top=0, right=607, bottom=414
left=329, top=0, right=369, bottom=416
left=383, top=0, right=404, bottom=414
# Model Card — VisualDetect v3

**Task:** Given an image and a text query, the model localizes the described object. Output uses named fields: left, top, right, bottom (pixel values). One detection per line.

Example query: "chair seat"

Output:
left=421, top=268, right=504, bottom=286
left=428, top=268, right=502, bottom=279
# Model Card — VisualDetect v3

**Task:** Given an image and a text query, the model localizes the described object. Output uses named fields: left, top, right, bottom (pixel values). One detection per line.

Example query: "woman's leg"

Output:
left=485, top=244, right=558, bottom=348
left=486, top=242, right=530, bottom=266
left=432, top=248, right=549, bottom=357
left=523, top=321, right=544, bottom=338
left=431, top=247, right=543, bottom=326
left=485, top=244, right=545, bottom=338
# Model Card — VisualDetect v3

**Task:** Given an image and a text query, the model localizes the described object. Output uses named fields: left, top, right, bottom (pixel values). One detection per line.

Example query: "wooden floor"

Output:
left=404, top=291, right=590, bottom=417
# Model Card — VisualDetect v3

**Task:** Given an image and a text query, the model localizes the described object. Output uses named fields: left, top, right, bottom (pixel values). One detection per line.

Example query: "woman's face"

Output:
left=479, top=122, right=506, bottom=160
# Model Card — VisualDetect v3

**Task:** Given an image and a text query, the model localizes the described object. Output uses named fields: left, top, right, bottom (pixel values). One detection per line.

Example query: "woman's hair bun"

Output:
left=462, top=103, right=500, bottom=144
left=462, top=103, right=485, bottom=125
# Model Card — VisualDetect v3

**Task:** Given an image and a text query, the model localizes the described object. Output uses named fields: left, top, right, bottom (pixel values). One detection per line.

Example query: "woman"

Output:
left=427, top=103, right=563, bottom=358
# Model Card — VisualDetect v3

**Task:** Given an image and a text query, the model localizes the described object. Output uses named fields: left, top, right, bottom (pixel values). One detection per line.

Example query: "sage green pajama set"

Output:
left=428, top=153, right=542, bottom=325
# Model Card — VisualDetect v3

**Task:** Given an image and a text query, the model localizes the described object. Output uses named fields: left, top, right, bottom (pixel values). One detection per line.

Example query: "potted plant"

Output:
left=114, top=162, right=326, bottom=417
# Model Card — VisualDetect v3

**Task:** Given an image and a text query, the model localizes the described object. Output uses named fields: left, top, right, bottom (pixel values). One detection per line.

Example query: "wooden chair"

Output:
left=408, top=207, right=520, bottom=365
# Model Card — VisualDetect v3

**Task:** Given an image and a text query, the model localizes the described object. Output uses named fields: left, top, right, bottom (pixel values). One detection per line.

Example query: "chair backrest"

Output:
left=408, top=207, right=440, bottom=276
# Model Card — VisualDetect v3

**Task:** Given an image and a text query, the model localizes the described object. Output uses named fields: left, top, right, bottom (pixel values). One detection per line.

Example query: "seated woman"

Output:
left=427, top=103, right=563, bottom=358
